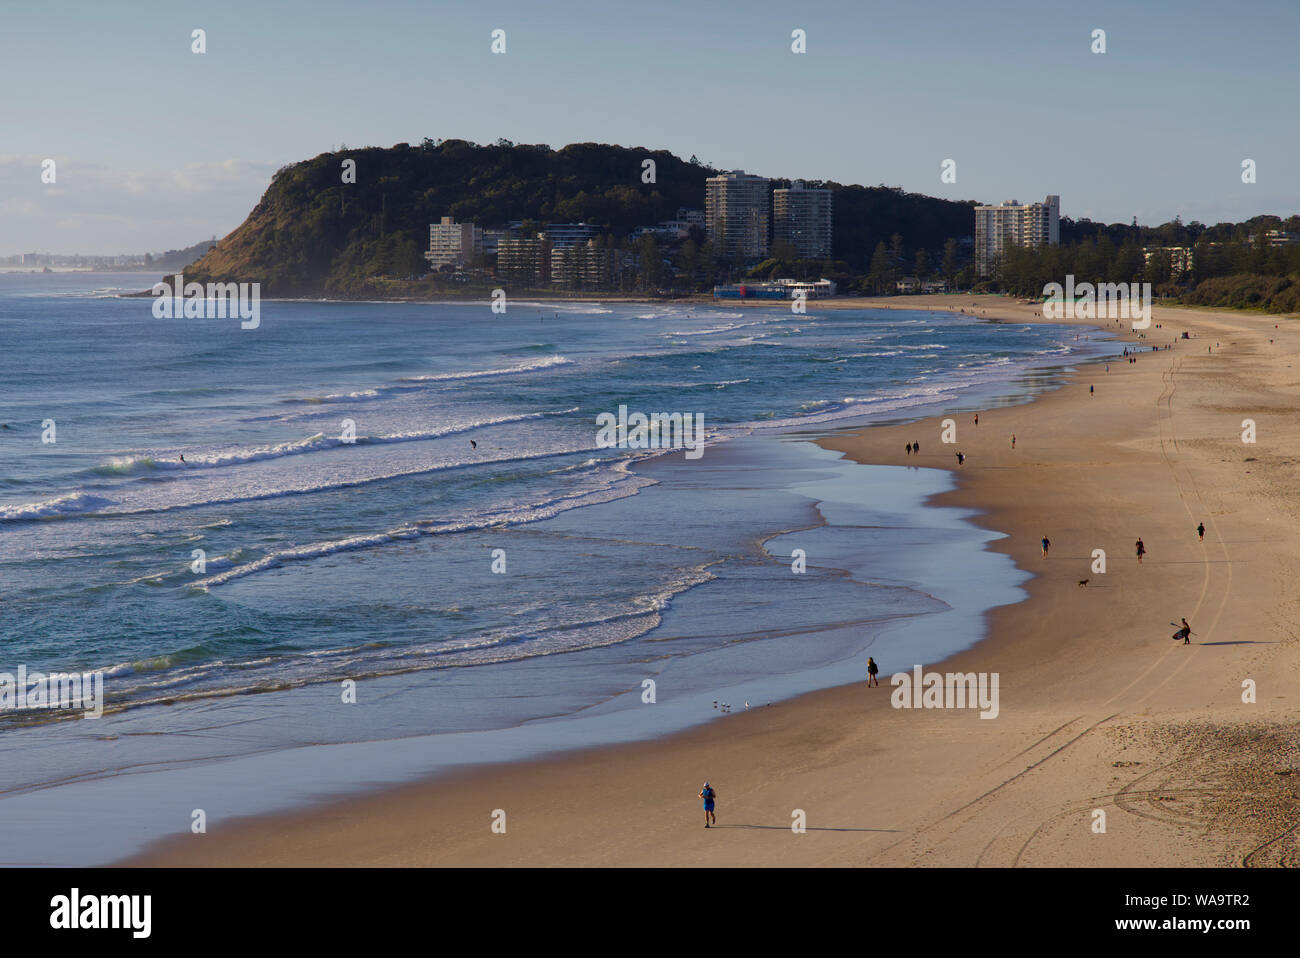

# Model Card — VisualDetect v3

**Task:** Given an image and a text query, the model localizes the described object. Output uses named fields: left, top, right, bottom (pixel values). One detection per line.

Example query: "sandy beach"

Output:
left=125, top=295, right=1300, bottom=867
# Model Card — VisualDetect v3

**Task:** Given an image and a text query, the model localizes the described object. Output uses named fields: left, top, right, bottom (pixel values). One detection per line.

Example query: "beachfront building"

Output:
left=551, top=239, right=619, bottom=290
left=713, top=278, right=837, bottom=300
left=1251, top=229, right=1300, bottom=248
left=543, top=223, right=602, bottom=249
left=425, top=216, right=483, bottom=269
left=496, top=237, right=551, bottom=286
left=480, top=228, right=512, bottom=257
left=974, top=195, right=1060, bottom=276
left=705, top=171, right=771, bottom=263
left=773, top=182, right=833, bottom=260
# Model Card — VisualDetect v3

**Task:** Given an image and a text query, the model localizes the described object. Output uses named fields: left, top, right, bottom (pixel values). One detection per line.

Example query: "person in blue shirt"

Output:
left=700, top=782, right=717, bottom=828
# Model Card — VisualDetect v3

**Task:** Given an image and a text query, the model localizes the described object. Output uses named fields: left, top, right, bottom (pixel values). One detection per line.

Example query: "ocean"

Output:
left=0, top=271, right=1116, bottom=863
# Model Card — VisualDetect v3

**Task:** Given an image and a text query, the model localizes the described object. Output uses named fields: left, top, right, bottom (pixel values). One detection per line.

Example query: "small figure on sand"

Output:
left=1173, top=618, right=1193, bottom=644
left=1196, top=522, right=1205, bottom=541
left=1041, top=536, right=1050, bottom=559
left=912, top=440, right=920, bottom=454
left=866, top=657, right=879, bottom=687
left=1011, top=434, right=1016, bottom=449
left=1135, top=537, right=1146, bottom=563
left=905, top=442, right=912, bottom=455
left=955, top=451, right=965, bottom=466
left=973, top=414, right=979, bottom=427
left=1090, top=384, right=1094, bottom=396
left=700, top=782, right=717, bottom=828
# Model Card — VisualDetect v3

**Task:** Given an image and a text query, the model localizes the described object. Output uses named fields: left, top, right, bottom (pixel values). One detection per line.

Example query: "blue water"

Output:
left=0, top=272, right=1118, bottom=862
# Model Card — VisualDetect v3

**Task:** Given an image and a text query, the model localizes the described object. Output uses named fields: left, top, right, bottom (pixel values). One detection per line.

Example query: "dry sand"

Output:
left=126, top=295, right=1300, bottom=867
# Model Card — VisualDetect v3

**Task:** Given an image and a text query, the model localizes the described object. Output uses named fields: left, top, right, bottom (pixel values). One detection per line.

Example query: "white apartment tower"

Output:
left=773, top=182, right=833, bottom=260
left=425, top=216, right=483, bottom=269
left=705, top=171, right=771, bottom=262
left=974, top=195, right=1060, bottom=276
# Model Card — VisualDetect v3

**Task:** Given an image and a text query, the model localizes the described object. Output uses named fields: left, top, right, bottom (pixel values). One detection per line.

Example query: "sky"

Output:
left=2, top=0, right=1298, bottom=255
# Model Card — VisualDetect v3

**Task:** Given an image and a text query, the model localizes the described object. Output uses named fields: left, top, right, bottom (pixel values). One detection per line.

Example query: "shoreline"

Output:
left=123, top=295, right=1300, bottom=866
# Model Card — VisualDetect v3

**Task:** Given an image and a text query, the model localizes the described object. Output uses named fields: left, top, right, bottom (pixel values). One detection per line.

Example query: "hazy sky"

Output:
left=3, top=0, right=1297, bottom=254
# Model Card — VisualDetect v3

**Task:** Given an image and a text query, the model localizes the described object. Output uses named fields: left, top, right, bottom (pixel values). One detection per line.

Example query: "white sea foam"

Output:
left=0, top=492, right=116, bottom=522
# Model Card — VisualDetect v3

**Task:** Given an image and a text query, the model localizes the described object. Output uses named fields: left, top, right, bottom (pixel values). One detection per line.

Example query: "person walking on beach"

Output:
left=1011, top=434, right=1016, bottom=449
left=1041, top=536, right=1050, bottom=559
left=1136, top=537, right=1146, bottom=563
left=866, top=657, right=879, bottom=687
left=974, top=414, right=979, bottom=427
left=1173, top=617, right=1192, bottom=644
left=700, top=782, right=717, bottom=828
left=1197, top=522, right=1205, bottom=542
left=955, top=451, right=965, bottom=466
left=1090, top=384, right=1094, bottom=396
left=906, top=442, right=912, bottom=456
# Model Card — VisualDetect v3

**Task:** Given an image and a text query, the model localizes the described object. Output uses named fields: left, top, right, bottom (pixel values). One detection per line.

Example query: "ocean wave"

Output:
left=397, top=355, right=573, bottom=382
left=0, top=492, right=116, bottom=522
left=193, top=459, right=655, bottom=589
left=96, top=410, right=574, bottom=475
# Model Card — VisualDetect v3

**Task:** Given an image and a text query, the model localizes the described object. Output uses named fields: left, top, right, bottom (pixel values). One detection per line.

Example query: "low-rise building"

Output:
left=544, top=223, right=602, bottom=249
left=713, top=278, right=837, bottom=300
left=551, top=239, right=620, bottom=290
left=497, top=237, right=551, bottom=286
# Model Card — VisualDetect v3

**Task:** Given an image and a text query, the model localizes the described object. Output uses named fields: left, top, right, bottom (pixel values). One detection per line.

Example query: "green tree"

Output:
left=868, top=241, right=897, bottom=294
left=636, top=234, right=663, bottom=292
left=942, top=238, right=959, bottom=286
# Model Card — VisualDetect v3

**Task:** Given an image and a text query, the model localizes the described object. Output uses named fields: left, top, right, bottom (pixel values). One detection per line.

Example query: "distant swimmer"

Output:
left=1197, top=522, right=1205, bottom=541
left=179, top=453, right=185, bottom=463
left=700, top=782, right=717, bottom=828
left=470, top=440, right=477, bottom=449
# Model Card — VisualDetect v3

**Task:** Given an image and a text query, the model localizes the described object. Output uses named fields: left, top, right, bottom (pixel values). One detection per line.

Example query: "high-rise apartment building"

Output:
left=773, top=182, right=833, bottom=260
left=974, top=195, right=1060, bottom=276
left=705, top=171, right=770, bottom=262
left=425, top=216, right=483, bottom=269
